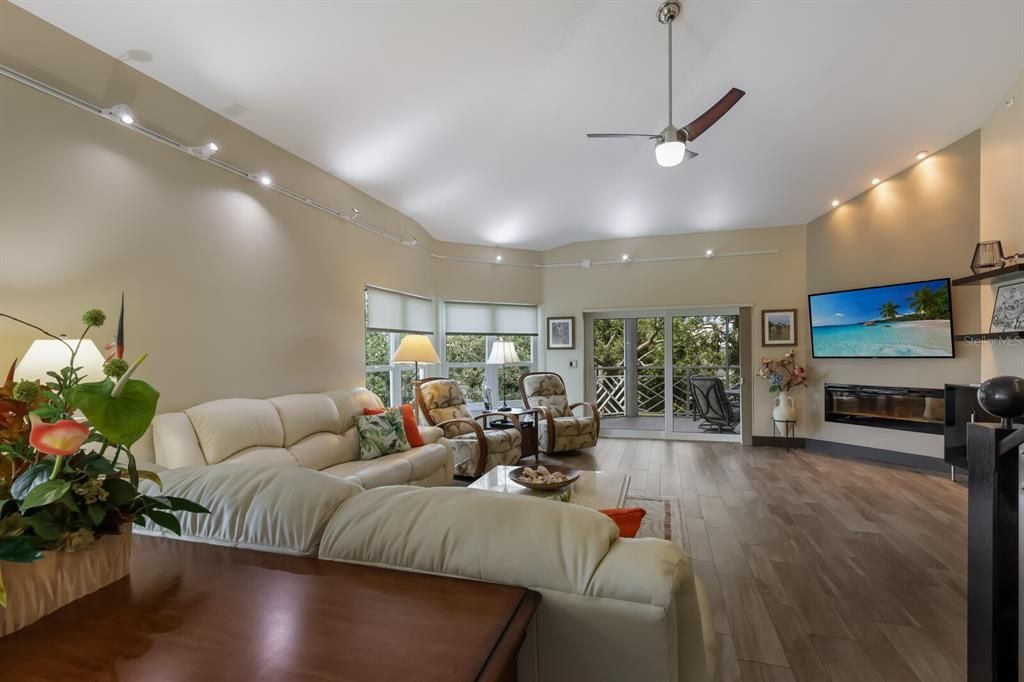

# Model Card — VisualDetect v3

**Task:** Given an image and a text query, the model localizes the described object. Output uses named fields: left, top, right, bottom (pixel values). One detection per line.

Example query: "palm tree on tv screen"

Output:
left=907, top=285, right=951, bottom=320
left=878, top=301, right=900, bottom=320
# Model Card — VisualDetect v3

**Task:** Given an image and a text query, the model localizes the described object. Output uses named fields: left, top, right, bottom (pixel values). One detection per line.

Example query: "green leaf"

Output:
left=86, top=503, right=106, bottom=526
left=55, top=492, right=80, bottom=514
left=137, top=469, right=162, bottom=488
left=127, top=453, right=140, bottom=488
left=164, top=496, right=210, bottom=514
left=0, top=566, right=6, bottom=608
left=0, top=536, right=43, bottom=563
left=10, top=461, right=55, bottom=500
left=144, top=509, right=181, bottom=535
left=22, top=512, right=60, bottom=541
left=21, top=479, right=71, bottom=511
left=0, top=513, right=25, bottom=537
left=76, top=453, right=116, bottom=475
left=102, top=477, right=139, bottom=507
left=65, top=378, right=160, bottom=447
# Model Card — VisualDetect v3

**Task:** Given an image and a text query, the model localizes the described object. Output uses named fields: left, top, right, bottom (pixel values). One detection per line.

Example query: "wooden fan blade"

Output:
left=682, top=88, right=746, bottom=141
left=586, top=133, right=660, bottom=139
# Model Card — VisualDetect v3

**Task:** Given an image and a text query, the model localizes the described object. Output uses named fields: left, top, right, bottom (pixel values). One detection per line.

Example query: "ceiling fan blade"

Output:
left=586, top=133, right=660, bottom=139
left=685, top=148, right=699, bottom=160
left=682, top=88, right=746, bottom=141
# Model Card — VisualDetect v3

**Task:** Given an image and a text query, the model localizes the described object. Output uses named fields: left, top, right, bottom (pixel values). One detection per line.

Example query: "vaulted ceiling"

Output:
left=16, top=0, right=1024, bottom=250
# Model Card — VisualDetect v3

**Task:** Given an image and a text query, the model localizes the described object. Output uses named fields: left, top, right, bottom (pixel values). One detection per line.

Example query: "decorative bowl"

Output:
left=508, top=465, right=580, bottom=491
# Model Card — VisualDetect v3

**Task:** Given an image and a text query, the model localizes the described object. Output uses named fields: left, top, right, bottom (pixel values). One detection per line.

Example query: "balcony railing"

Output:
left=595, top=364, right=741, bottom=417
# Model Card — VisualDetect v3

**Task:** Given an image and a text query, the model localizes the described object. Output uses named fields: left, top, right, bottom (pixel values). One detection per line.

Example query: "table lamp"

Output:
left=391, top=335, right=440, bottom=420
left=486, top=339, right=520, bottom=411
left=16, top=338, right=106, bottom=383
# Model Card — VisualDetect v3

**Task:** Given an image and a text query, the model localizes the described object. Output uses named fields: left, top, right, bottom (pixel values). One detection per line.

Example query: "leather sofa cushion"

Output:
left=288, top=432, right=354, bottom=470
left=220, top=446, right=298, bottom=467
left=137, top=465, right=362, bottom=555
left=269, top=394, right=342, bottom=446
left=151, top=411, right=206, bottom=469
left=323, top=387, right=383, bottom=432
left=321, top=454, right=413, bottom=488
left=394, top=443, right=450, bottom=480
left=185, top=399, right=285, bottom=465
left=318, top=486, right=619, bottom=595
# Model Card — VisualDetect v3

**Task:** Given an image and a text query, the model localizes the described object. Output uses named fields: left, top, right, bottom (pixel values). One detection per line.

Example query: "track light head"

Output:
left=106, top=104, right=136, bottom=125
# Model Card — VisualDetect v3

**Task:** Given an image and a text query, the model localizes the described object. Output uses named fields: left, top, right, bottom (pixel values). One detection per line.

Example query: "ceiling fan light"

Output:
left=655, top=139, right=686, bottom=167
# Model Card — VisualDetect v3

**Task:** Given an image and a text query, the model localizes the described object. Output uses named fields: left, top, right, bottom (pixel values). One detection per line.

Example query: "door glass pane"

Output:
left=366, top=371, right=391, bottom=407
left=672, top=315, right=740, bottom=434
left=449, top=366, right=485, bottom=403
left=592, top=318, right=625, bottom=421
left=633, top=317, right=666, bottom=431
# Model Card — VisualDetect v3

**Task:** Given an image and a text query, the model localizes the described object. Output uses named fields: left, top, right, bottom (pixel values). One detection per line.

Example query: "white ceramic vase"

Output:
left=772, top=390, right=797, bottom=422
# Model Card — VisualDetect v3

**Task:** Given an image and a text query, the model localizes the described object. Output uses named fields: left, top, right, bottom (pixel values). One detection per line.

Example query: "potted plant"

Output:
left=0, top=306, right=208, bottom=636
left=757, top=351, right=807, bottom=422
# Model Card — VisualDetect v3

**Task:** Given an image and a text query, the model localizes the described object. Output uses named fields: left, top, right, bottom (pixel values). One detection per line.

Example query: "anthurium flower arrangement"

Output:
left=757, top=351, right=807, bottom=393
left=0, top=305, right=208, bottom=607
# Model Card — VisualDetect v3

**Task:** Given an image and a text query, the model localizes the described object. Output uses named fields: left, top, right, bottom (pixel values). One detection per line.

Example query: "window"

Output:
left=442, top=301, right=538, bottom=409
left=364, top=287, right=435, bottom=408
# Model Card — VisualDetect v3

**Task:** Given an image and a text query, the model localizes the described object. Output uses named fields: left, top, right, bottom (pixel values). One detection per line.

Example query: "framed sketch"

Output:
left=547, top=317, right=575, bottom=349
left=990, top=282, right=1024, bottom=333
left=762, top=309, right=798, bottom=346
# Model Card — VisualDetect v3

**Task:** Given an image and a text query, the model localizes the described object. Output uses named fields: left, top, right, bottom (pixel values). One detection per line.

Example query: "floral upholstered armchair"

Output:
left=417, top=377, right=522, bottom=477
left=519, top=372, right=600, bottom=454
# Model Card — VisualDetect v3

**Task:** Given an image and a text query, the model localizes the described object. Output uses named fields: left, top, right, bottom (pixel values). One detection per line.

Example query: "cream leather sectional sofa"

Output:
left=147, top=387, right=453, bottom=488
left=138, top=465, right=716, bottom=682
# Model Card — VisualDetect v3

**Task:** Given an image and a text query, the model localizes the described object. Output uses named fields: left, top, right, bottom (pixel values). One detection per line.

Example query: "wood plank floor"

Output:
left=534, top=439, right=967, bottom=682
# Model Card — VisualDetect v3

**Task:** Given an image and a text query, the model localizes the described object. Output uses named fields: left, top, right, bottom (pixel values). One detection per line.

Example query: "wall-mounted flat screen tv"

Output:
left=808, top=278, right=954, bottom=358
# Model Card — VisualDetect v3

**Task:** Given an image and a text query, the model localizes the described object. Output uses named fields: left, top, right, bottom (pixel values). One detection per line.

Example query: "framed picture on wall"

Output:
left=990, top=282, right=1024, bottom=333
left=762, top=309, right=798, bottom=346
left=547, top=317, right=575, bottom=349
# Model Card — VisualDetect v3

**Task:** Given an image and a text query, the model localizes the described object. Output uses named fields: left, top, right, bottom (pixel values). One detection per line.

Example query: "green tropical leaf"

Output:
left=164, top=496, right=210, bottom=514
left=65, top=378, right=160, bottom=446
left=10, top=461, right=55, bottom=500
left=22, top=511, right=60, bottom=541
left=76, top=453, right=116, bottom=475
left=0, top=536, right=43, bottom=563
left=144, top=509, right=181, bottom=535
left=86, top=503, right=106, bottom=526
left=102, top=477, right=138, bottom=507
left=137, top=469, right=162, bottom=488
left=21, top=479, right=71, bottom=511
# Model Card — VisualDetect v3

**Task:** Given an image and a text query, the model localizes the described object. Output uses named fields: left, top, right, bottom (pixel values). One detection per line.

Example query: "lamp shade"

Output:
left=486, top=340, right=521, bottom=365
left=16, top=339, right=106, bottom=383
left=391, top=334, right=440, bottom=365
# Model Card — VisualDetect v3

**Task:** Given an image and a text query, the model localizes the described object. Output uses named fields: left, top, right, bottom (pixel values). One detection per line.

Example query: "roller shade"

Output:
left=365, top=287, right=434, bottom=334
left=445, top=301, right=538, bottom=336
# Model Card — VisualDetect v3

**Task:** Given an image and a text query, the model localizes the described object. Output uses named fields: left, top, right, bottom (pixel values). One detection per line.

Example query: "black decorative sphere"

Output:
left=977, top=376, right=1024, bottom=427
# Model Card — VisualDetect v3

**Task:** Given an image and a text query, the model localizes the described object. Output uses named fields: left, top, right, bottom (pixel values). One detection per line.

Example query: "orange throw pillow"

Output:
left=363, top=405, right=423, bottom=447
left=598, top=507, right=647, bottom=538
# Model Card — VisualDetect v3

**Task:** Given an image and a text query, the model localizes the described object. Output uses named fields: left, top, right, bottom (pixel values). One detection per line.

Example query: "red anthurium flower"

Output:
left=29, top=414, right=90, bottom=456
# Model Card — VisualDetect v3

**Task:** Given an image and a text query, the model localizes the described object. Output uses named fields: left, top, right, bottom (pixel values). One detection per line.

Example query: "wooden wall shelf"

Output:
left=952, top=263, right=1024, bottom=286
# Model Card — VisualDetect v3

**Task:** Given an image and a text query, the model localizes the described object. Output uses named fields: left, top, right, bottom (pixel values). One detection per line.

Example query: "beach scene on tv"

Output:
left=809, top=279, right=954, bottom=357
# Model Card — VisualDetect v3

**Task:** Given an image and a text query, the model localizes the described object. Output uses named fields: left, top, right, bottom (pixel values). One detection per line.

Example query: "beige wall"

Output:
left=0, top=3, right=540, bottom=415
left=980, top=69, right=1024, bottom=379
left=539, top=225, right=808, bottom=437
left=805, top=132, right=983, bottom=458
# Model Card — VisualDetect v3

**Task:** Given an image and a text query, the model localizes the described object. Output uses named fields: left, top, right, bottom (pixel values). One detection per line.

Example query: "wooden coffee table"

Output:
left=470, top=465, right=629, bottom=510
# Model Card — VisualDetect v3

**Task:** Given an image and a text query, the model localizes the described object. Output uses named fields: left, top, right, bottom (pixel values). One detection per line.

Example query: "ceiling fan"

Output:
left=587, top=0, right=745, bottom=167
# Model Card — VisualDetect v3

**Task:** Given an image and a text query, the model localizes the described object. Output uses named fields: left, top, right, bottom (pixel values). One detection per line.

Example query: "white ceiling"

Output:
left=16, top=0, right=1024, bottom=250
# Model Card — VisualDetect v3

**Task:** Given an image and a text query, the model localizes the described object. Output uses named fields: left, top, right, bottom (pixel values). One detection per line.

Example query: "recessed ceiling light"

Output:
left=871, top=177, right=881, bottom=185
left=495, top=255, right=502, bottom=262
left=705, top=249, right=714, bottom=257
left=831, top=199, right=840, bottom=208
left=622, top=254, right=631, bottom=262
left=915, top=150, right=929, bottom=161
left=206, top=142, right=219, bottom=154
left=258, top=174, right=272, bottom=186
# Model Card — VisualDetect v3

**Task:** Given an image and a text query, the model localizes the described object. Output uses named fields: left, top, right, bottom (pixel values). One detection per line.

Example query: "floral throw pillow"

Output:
left=356, top=410, right=411, bottom=460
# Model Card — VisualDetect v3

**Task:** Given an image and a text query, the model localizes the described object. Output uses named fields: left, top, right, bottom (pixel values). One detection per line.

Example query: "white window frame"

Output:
left=442, top=335, right=536, bottom=411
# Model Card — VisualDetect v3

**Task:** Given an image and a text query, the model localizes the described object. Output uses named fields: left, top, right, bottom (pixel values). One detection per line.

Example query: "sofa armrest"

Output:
left=419, top=425, right=444, bottom=445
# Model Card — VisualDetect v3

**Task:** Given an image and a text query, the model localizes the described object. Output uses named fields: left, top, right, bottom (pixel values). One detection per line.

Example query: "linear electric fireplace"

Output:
left=824, top=383, right=944, bottom=434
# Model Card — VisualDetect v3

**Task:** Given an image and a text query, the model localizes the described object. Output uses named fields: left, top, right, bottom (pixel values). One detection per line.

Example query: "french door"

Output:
left=584, top=308, right=747, bottom=441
